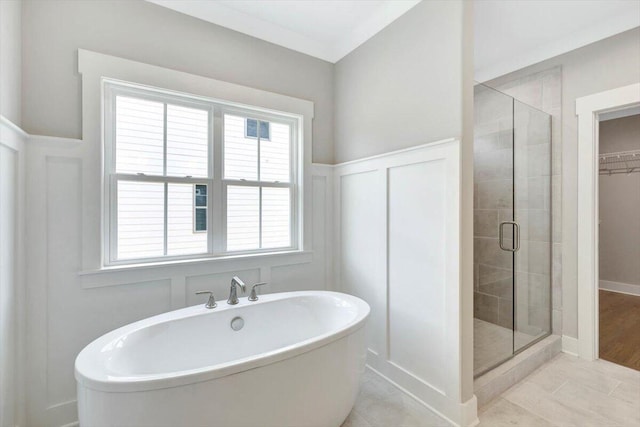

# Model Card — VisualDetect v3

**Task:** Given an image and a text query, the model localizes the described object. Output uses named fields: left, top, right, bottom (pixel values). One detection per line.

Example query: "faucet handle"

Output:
left=195, top=291, right=217, bottom=309
left=248, top=283, right=268, bottom=301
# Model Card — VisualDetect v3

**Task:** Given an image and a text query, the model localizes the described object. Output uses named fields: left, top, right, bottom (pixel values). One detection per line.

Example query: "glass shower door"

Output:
left=513, top=100, right=552, bottom=352
left=473, top=84, right=515, bottom=375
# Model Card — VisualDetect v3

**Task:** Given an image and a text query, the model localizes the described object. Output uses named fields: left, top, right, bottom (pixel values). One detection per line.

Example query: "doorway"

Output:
left=576, top=83, right=640, bottom=362
left=597, top=112, right=640, bottom=370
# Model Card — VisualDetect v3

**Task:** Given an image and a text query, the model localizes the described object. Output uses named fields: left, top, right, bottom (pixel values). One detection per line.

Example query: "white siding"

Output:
left=260, top=122, right=290, bottom=182
left=227, top=185, right=260, bottom=251
left=224, top=114, right=258, bottom=180
left=117, top=181, right=164, bottom=259
left=168, top=184, right=207, bottom=256
left=115, top=96, right=164, bottom=175
left=262, top=187, right=290, bottom=248
left=166, top=104, right=208, bottom=178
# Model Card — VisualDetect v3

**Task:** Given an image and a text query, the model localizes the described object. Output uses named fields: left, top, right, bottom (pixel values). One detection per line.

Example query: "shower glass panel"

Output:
left=513, top=100, right=552, bottom=352
left=473, top=84, right=552, bottom=377
left=473, top=84, right=515, bottom=375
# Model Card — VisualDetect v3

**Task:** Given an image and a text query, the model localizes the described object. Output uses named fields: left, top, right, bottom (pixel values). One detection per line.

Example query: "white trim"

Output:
left=575, top=82, right=640, bottom=361
left=599, top=280, right=640, bottom=297
left=562, top=335, right=579, bottom=356
left=78, top=250, right=313, bottom=289
left=599, top=105, right=640, bottom=122
left=146, top=0, right=421, bottom=63
left=334, top=138, right=457, bottom=168
left=0, top=115, right=27, bottom=151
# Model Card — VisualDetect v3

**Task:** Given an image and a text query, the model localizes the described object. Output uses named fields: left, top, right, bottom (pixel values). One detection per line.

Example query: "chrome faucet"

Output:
left=248, top=282, right=268, bottom=301
left=227, top=276, right=246, bottom=305
left=195, top=291, right=217, bottom=309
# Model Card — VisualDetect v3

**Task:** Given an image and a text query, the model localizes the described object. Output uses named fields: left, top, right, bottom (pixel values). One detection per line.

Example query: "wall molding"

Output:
left=334, top=138, right=476, bottom=426
left=0, top=115, right=27, bottom=151
left=599, top=280, right=640, bottom=297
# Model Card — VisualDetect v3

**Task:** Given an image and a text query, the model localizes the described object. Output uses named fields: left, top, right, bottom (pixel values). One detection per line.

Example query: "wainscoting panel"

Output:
left=388, top=159, right=447, bottom=392
left=334, top=139, right=472, bottom=426
left=0, top=116, right=27, bottom=427
left=339, top=170, right=386, bottom=357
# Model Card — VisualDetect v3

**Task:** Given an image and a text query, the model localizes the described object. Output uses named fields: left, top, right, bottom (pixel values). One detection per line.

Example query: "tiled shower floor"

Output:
left=474, top=318, right=545, bottom=375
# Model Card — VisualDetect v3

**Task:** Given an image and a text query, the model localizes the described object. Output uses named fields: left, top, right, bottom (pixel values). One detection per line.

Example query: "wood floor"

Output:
left=599, top=290, right=640, bottom=371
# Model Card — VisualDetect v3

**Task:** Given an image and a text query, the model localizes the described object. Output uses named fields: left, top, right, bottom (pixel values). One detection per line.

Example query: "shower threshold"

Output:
left=474, top=318, right=550, bottom=378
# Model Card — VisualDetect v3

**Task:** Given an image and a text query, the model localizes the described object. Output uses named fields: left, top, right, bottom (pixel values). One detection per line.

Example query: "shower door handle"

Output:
left=499, top=221, right=520, bottom=252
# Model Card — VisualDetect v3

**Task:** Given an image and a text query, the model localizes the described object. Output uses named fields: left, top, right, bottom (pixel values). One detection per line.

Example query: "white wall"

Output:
left=20, top=0, right=335, bottom=164
left=599, top=115, right=640, bottom=292
left=486, top=27, right=640, bottom=340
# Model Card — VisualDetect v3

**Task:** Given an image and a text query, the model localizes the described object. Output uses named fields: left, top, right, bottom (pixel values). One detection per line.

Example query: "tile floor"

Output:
left=344, top=353, right=640, bottom=427
left=341, top=370, right=449, bottom=427
left=479, top=353, right=640, bottom=426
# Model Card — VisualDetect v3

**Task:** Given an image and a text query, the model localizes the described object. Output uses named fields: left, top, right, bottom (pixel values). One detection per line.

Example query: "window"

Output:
left=245, top=118, right=270, bottom=140
left=194, top=185, right=207, bottom=232
left=104, top=81, right=299, bottom=265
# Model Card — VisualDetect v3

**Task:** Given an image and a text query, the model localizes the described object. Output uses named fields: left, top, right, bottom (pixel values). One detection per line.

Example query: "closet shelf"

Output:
left=599, top=149, right=640, bottom=175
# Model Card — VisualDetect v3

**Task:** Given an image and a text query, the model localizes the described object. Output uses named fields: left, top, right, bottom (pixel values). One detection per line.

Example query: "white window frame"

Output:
left=103, top=80, right=301, bottom=266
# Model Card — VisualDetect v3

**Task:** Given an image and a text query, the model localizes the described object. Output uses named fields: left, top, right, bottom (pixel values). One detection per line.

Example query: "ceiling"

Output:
left=475, top=0, right=640, bottom=82
left=148, top=0, right=640, bottom=77
left=147, top=0, right=421, bottom=63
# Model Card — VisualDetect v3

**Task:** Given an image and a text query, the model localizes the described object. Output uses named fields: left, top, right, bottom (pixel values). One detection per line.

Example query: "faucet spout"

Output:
left=227, top=276, right=246, bottom=305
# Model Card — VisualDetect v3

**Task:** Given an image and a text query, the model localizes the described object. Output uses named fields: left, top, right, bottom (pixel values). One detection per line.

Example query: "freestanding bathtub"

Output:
left=75, top=291, right=370, bottom=427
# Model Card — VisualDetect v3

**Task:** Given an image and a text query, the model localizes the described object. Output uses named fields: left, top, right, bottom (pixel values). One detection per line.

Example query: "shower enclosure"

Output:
left=473, top=84, right=552, bottom=376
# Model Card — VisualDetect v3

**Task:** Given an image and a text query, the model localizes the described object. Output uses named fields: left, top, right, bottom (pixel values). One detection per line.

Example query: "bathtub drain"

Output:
left=230, top=316, right=244, bottom=331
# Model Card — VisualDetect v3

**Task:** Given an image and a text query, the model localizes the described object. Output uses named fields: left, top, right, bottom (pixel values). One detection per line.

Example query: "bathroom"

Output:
left=0, top=1, right=639, bottom=426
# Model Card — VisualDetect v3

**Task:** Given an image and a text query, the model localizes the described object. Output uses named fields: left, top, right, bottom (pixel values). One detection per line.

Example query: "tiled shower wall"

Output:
left=491, top=68, right=562, bottom=335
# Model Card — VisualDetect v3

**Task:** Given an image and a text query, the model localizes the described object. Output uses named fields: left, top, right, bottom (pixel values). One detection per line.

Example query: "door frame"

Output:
left=575, top=83, right=640, bottom=361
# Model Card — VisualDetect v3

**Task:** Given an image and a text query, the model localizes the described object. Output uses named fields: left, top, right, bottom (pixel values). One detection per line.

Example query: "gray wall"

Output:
left=21, top=0, right=334, bottom=163
left=599, top=115, right=640, bottom=288
left=487, top=28, right=640, bottom=339
left=333, top=0, right=465, bottom=163
left=0, top=0, right=22, bottom=125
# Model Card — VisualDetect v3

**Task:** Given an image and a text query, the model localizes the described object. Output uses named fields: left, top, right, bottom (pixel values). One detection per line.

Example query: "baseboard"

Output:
left=366, top=363, right=477, bottom=427
left=562, top=335, right=579, bottom=356
left=460, top=395, right=479, bottom=427
left=599, top=280, right=640, bottom=296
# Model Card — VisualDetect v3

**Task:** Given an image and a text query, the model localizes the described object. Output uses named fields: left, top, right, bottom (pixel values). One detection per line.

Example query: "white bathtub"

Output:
left=75, top=291, right=370, bottom=427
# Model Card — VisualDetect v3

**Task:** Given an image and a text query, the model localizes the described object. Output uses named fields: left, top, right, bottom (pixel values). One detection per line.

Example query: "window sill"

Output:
left=78, top=250, right=313, bottom=289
